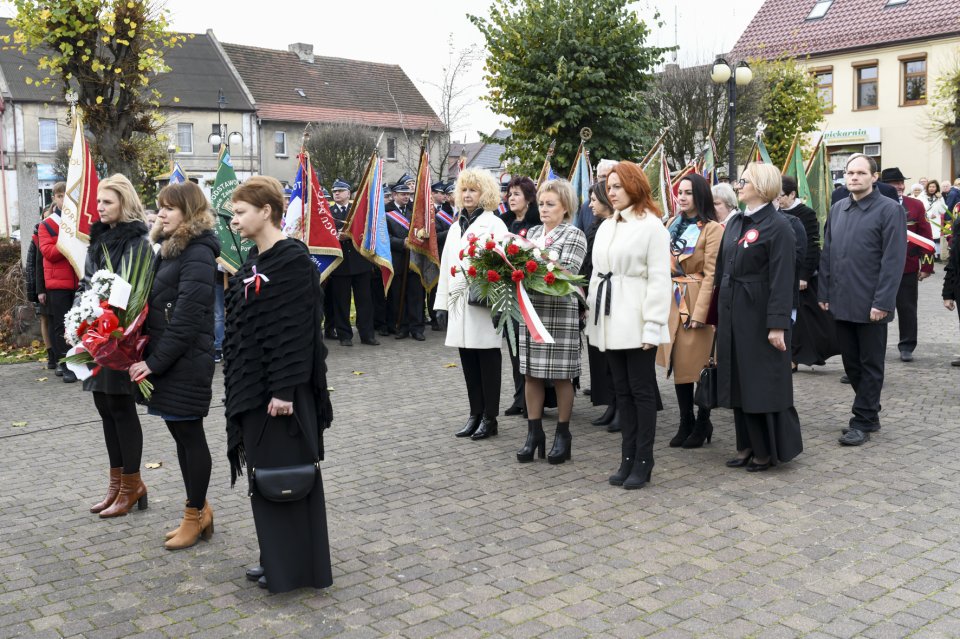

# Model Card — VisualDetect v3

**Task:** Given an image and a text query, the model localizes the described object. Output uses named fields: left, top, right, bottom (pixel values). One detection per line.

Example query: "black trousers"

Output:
left=45, top=289, right=75, bottom=361
left=586, top=341, right=614, bottom=407
left=734, top=409, right=769, bottom=459
left=92, top=391, right=142, bottom=474
left=506, top=319, right=525, bottom=410
left=606, top=348, right=658, bottom=465
left=835, top=320, right=887, bottom=430
left=459, top=347, right=502, bottom=419
left=895, top=272, right=918, bottom=353
left=371, top=268, right=389, bottom=332
left=390, top=267, right=425, bottom=335
left=329, top=271, right=374, bottom=341
left=166, top=418, right=211, bottom=509
left=322, top=282, right=335, bottom=337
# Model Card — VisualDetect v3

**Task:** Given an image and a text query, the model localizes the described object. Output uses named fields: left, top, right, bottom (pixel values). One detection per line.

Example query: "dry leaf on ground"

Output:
left=145, top=462, right=162, bottom=469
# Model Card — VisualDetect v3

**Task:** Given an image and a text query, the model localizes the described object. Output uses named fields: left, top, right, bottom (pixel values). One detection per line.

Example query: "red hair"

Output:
left=610, top=161, right=662, bottom=218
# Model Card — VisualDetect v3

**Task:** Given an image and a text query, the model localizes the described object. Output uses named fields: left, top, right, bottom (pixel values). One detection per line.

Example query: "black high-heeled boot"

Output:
left=46, top=348, right=57, bottom=370
left=669, top=410, right=694, bottom=447
left=623, top=458, right=653, bottom=489
left=517, top=419, right=546, bottom=462
left=547, top=422, right=572, bottom=464
left=591, top=405, right=616, bottom=426
left=682, top=410, right=713, bottom=448
left=608, top=456, right=632, bottom=485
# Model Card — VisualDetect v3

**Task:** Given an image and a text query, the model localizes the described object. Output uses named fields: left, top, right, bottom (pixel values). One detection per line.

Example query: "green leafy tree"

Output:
left=469, top=0, right=672, bottom=176
left=929, top=51, right=960, bottom=172
left=753, top=57, right=824, bottom=168
left=304, top=122, right=381, bottom=188
left=5, top=0, right=182, bottom=189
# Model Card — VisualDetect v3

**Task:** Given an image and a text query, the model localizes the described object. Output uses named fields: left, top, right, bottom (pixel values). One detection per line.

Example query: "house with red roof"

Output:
left=731, top=0, right=960, bottom=183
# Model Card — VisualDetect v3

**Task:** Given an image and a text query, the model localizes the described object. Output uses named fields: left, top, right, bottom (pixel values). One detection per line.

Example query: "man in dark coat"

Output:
left=429, top=181, right=454, bottom=331
left=943, top=231, right=960, bottom=366
left=328, top=179, right=378, bottom=347
left=385, top=182, right=425, bottom=340
left=880, top=167, right=934, bottom=362
left=819, top=155, right=906, bottom=446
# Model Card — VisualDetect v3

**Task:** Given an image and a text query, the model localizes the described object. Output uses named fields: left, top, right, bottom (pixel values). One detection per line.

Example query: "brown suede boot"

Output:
left=164, top=504, right=214, bottom=550
left=99, top=472, right=148, bottom=518
left=90, top=467, right=122, bottom=513
left=165, top=500, right=210, bottom=540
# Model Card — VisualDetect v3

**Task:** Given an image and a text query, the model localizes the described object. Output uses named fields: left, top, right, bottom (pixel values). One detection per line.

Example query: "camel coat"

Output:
left=657, top=218, right=723, bottom=384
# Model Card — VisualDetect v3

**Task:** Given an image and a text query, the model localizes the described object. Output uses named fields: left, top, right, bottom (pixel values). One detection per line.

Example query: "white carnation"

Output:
left=546, top=262, right=555, bottom=272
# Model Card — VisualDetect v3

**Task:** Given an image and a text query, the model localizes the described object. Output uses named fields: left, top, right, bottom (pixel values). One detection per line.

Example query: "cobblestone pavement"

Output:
left=2, top=270, right=959, bottom=639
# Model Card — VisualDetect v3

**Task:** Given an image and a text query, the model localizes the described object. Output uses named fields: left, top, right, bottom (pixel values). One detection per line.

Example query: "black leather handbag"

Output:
left=695, top=334, right=718, bottom=409
left=249, top=413, right=319, bottom=502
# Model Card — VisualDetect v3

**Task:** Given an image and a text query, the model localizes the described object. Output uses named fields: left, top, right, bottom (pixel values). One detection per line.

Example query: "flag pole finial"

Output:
left=579, top=127, right=592, bottom=142
left=66, top=90, right=79, bottom=122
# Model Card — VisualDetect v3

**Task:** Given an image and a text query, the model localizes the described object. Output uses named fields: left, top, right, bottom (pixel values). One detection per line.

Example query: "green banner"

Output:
left=211, top=147, right=254, bottom=273
left=805, top=141, right=831, bottom=246
left=783, top=137, right=812, bottom=203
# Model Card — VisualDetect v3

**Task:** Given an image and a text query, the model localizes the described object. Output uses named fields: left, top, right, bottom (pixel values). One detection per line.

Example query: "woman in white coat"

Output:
left=434, top=169, right=510, bottom=440
left=585, top=161, right=672, bottom=489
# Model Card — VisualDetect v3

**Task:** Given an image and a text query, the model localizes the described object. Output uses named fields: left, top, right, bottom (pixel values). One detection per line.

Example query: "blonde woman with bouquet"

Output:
left=434, top=168, right=509, bottom=441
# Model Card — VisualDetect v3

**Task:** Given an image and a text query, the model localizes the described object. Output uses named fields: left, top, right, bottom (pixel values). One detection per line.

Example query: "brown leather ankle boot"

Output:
left=165, top=500, right=209, bottom=540
left=90, top=467, right=122, bottom=513
left=99, top=472, right=148, bottom=518
left=164, top=504, right=214, bottom=550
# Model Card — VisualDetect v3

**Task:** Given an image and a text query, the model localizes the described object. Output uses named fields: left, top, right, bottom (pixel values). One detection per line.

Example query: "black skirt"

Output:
left=241, top=383, right=332, bottom=593
left=792, top=277, right=840, bottom=367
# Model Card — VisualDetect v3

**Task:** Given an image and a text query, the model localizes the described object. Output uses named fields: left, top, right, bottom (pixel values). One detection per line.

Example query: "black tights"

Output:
left=675, top=382, right=711, bottom=421
left=166, top=419, right=212, bottom=509
left=93, top=392, right=142, bottom=474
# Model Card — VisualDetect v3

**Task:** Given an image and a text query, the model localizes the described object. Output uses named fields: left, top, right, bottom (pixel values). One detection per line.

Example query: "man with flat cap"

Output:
left=428, top=181, right=455, bottom=331
left=880, top=167, right=934, bottom=362
left=385, top=181, right=426, bottom=340
left=329, top=179, right=379, bottom=347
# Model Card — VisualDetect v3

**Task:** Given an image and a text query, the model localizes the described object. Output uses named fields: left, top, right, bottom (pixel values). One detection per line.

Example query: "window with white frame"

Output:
left=275, top=131, right=287, bottom=156
left=386, top=137, right=397, bottom=161
left=177, top=123, right=194, bottom=154
left=38, top=119, right=57, bottom=152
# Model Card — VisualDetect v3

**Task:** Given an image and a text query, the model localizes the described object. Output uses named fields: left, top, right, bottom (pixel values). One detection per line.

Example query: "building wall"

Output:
left=803, top=36, right=960, bottom=183
left=161, top=109, right=259, bottom=183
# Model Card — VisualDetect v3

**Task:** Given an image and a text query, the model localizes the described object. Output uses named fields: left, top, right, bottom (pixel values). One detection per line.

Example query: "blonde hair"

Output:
left=745, top=162, right=782, bottom=203
left=454, top=168, right=501, bottom=211
left=98, top=174, right=146, bottom=224
left=537, top=178, right=577, bottom=222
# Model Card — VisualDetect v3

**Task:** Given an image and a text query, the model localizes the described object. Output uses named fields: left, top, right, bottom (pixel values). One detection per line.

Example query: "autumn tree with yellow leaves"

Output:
left=6, top=0, right=181, bottom=185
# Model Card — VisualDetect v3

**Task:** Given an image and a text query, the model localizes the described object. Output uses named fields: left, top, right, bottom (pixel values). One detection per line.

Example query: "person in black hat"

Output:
left=329, top=179, right=379, bottom=347
left=385, top=181, right=426, bottom=340
left=880, top=167, right=935, bottom=362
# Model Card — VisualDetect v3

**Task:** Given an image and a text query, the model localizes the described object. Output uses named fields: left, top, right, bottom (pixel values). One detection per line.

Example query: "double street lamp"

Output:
left=710, top=57, right=753, bottom=181
left=208, top=88, right=243, bottom=152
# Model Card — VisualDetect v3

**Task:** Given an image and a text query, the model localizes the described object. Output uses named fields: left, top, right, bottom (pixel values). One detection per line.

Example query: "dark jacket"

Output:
left=944, top=232, right=960, bottom=302
left=714, top=204, right=795, bottom=413
left=945, top=186, right=960, bottom=214
left=498, top=202, right=540, bottom=238
left=330, top=202, right=371, bottom=277
left=25, top=224, right=42, bottom=302
left=819, top=188, right=906, bottom=324
left=779, top=210, right=806, bottom=310
left=783, top=202, right=821, bottom=281
left=385, top=202, right=411, bottom=277
left=143, top=215, right=221, bottom=418
left=581, top=216, right=603, bottom=287
left=81, top=220, right=152, bottom=395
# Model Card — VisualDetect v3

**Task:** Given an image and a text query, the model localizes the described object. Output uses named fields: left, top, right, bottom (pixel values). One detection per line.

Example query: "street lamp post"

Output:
left=208, top=88, right=227, bottom=149
left=711, top=57, right=753, bottom=181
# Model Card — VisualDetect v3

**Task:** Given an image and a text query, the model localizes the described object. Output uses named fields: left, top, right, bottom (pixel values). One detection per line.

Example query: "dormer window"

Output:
left=295, top=88, right=306, bottom=98
left=807, top=0, right=833, bottom=19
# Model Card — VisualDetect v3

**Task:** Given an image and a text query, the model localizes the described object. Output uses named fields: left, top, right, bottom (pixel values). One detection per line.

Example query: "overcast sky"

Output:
left=3, top=0, right=766, bottom=141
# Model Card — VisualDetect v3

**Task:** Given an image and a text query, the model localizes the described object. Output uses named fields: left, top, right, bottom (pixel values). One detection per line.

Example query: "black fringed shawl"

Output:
left=223, top=239, right=333, bottom=485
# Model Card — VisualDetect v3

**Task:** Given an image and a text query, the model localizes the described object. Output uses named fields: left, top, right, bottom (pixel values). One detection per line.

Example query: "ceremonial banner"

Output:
left=568, top=142, right=593, bottom=210
left=211, top=147, right=253, bottom=274
left=642, top=144, right=672, bottom=218
left=700, top=135, right=718, bottom=185
left=343, top=153, right=394, bottom=291
left=536, top=140, right=557, bottom=186
left=805, top=135, right=831, bottom=244
left=781, top=133, right=812, bottom=204
left=58, top=115, right=100, bottom=278
left=168, top=162, right=187, bottom=184
left=293, top=152, right=343, bottom=282
left=407, top=145, right=440, bottom=292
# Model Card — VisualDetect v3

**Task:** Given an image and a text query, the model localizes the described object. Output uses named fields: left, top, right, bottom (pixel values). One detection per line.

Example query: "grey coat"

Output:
left=818, top=189, right=906, bottom=324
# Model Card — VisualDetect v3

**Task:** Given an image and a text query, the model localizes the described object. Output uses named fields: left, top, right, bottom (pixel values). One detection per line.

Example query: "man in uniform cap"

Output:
left=385, top=181, right=426, bottom=340
left=329, top=179, right=379, bottom=347
left=428, top=181, right=456, bottom=331
left=880, top=167, right=934, bottom=362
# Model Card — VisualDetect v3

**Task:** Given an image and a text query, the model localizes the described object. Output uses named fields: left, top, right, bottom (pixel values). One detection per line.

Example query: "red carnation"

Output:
left=507, top=243, right=520, bottom=256
left=544, top=272, right=556, bottom=285
left=467, top=265, right=477, bottom=277
left=450, top=266, right=457, bottom=276
left=467, top=233, right=477, bottom=244
left=468, top=244, right=477, bottom=257
left=486, top=270, right=501, bottom=283
left=485, top=240, right=496, bottom=250
left=77, top=320, right=90, bottom=337
left=511, top=269, right=525, bottom=283
left=459, top=249, right=465, bottom=260
left=525, top=260, right=538, bottom=273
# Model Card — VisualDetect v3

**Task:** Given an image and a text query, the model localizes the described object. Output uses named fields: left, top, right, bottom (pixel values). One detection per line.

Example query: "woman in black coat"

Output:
left=500, top=176, right=542, bottom=416
left=716, top=163, right=802, bottom=471
left=129, top=182, right=220, bottom=550
left=944, top=232, right=960, bottom=366
left=223, top=176, right=333, bottom=593
left=84, top=174, right=154, bottom=518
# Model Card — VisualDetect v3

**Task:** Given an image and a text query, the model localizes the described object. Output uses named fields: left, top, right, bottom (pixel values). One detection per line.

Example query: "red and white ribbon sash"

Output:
left=906, top=230, right=935, bottom=253
left=489, top=242, right=555, bottom=344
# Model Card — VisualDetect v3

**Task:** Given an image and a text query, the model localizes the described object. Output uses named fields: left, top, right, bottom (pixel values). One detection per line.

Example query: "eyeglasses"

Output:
left=736, top=178, right=751, bottom=188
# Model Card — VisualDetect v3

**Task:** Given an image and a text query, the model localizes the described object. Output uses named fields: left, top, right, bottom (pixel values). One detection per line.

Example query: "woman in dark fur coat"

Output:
left=129, top=181, right=220, bottom=550
left=84, top=175, right=154, bottom=518
left=223, top=176, right=334, bottom=593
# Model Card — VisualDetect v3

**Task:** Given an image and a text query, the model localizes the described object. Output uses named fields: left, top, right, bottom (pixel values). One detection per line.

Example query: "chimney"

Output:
left=288, top=43, right=314, bottom=63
